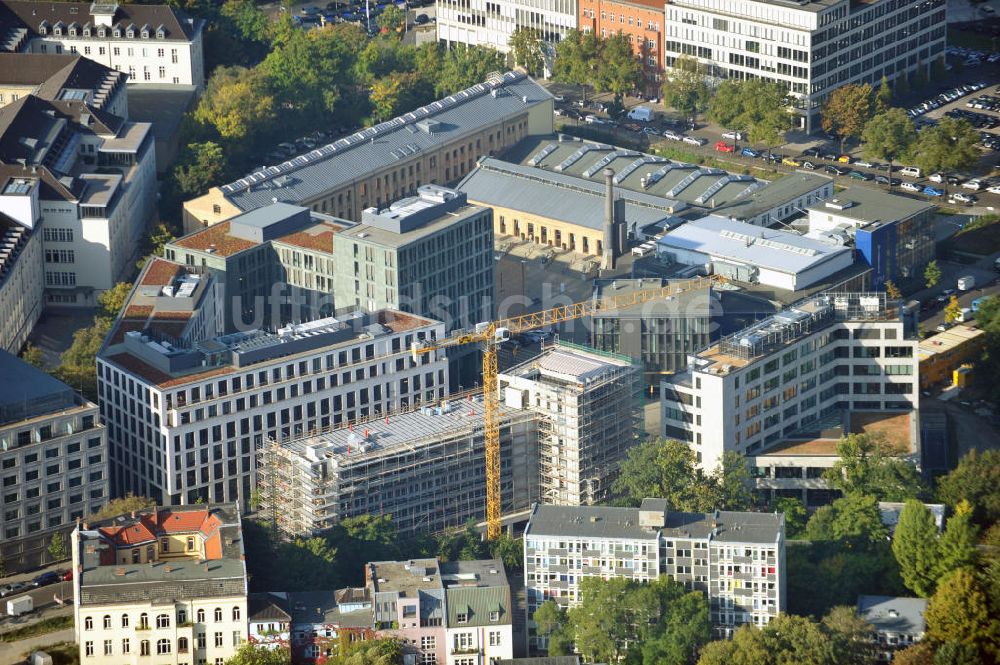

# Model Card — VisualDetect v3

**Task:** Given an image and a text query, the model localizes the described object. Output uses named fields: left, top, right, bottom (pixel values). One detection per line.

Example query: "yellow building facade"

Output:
left=918, top=325, right=986, bottom=389
left=483, top=202, right=607, bottom=257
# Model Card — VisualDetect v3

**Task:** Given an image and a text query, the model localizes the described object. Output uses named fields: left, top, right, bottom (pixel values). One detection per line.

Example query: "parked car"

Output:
left=962, top=179, right=983, bottom=190
left=32, top=571, right=61, bottom=587
left=0, top=582, right=27, bottom=597
left=682, top=136, right=707, bottom=146
left=782, top=157, right=802, bottom=167
left=822, top=153, right=838, bottom=161
left=923, top=186, right=944, bottom=196
left=900, top=166, right=922, bottom=178
left=584, top=114, right=605, bottom=125
left=900, top=181, right=922, bottom=192
left=62, top=569, right=74, bottom=581
left=663, top=130, right=683, bottom=141
left=802, top=147, right=821, bottom=157
left=721, top=130, right=743, bottom=141
left=741, top=147, right=759, bottom=158
left=987, top=185, right=1000, bottom=194
left=854, top=159, right=873, bottom=168
left=642, top=126, right=659, bottom=135
left=837, top=155, right=853, bottom=163
left=953, top=192, right=978, bottom=203
left=802, top=161, right=817, bottom=170
left=714, top=141, right=735, bottom=153
left=414, top=13, right=429, bottom=23
left=929, top=173, right=944, bottom=183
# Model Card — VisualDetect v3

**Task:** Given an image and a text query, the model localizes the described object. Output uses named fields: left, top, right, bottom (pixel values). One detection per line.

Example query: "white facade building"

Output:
left=661, top=292, right=920, bottom=472
left=663, top=0, right=946, bottom=132
left=0, top=1, right=205, bottom=89
left=71, top=504, right=247, bottom=665
left=524, top=499, right=786, bottom=650
left=435, top=0, right=578, bottom=75
left=97, top=302, right=449, bottom=510
left=0, top=350, right=109, bottom=572
left=0, top=187, right=43, bottom=353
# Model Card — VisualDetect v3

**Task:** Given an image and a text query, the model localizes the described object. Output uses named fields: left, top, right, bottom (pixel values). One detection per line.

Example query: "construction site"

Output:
left=258, top=342, right=641, bottom=539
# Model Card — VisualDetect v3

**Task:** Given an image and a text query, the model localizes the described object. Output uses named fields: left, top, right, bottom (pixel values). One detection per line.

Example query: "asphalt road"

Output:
left=0, top=581, right=73, bottom=622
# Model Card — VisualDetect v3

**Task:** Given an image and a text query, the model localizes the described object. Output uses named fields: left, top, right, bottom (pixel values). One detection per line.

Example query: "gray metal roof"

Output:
left=591, top=278, right=713, bottom=319
left=525, top=503, right=783, bottom=544
left=0, top=349, right=81, bottom=425
left=713, top=171, right=833, bottom=221
left=657, top=214, right=852, bottom=275
left=220, top=72, right=553, bottom=211
left=457, top=157, right=681, bottom=231
left=807, top=186, right=935, bottom=226
left=857, top=595, right=928, bottom=636
left=443, top=561, right=512, bottom=628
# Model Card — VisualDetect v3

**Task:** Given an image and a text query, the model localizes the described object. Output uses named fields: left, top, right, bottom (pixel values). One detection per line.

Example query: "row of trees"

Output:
left=552, top=30, right=642, bottom=104
left=822, top=78, right=981, bottom=178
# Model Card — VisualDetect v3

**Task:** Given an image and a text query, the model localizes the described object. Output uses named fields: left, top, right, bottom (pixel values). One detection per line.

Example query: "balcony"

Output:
left=451, top=647, right=481, bottom=655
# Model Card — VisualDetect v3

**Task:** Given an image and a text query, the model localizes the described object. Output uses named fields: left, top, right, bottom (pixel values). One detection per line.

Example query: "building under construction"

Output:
left=258, top=343, right=641, bottom=538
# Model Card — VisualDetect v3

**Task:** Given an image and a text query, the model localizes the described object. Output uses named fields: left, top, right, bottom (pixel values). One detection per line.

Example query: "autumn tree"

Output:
left=822, top=83, right=874, bottom=153
left=697, top=614, right=834, bottom=665
left=20, top=343, right=45, bottom=369
left=861, top=107, right=917, bottom=180
left=224, top=642, right=291, bottom=665
left=708, top=79, right=794, bottom=146
left=913, top=117, right=981, bottom=177
left=662, top=56, right=711, bottom=126
left=936, top=449, right=1000, bottom=526
left=935, top=500, right=979, bottom=578
left=885, top=280, right=903, bottom=299
left=376, top=5, right=406, bottom=35
left=944, top=296, right=962, bottom=324
left=892, top=499, right=941, bottom=597
left=193, top=66, right=276, bottom=141
left=88, top=495, right=157, bottom=521
left=874, top=76, right=893, bottom=115
left=369, top=71, right=434, bottom=121
left=434, top=43, right=507, bottom=96
left=532, top=600, right=573, bottom=656
left=924, top=260, right=942, bottom=289
left=53, top=317, right=112, bottom=401
left=47, top=532, right=68, bottom=562
left=508, top=27, right=546, bottom=76
left=822, top=605, right=878, bottom=665
left=924, top=569, right=995, bottom=658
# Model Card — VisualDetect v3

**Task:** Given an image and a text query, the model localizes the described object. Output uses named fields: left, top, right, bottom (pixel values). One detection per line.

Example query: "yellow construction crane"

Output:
left=411, top=275, right=725, bottom=539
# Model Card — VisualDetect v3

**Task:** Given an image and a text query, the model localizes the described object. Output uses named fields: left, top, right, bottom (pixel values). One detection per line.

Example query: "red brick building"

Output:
left=578, top=0, right=665, bottom=97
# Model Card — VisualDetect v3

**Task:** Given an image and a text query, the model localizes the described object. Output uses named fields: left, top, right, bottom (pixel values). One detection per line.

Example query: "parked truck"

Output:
left=627, top=106, right=654, bottom=122
left=7, top=595, right=33, bottom=616
left=957, top=275, right=976, bottom=291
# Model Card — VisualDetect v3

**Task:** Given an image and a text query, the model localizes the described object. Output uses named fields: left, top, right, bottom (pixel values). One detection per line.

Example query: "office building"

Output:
left=0, top=91, right=157, bottom=308
left=523, top=499, right=785, bottom=650
left=0, top=52, right=129, bottom=117
left=435, top=0, right=576, bottom=76
left=0, top=349, right=108, bottom=572
left=258, top=394, right=541, bottom=538
left=183, top=71, right=554, bottom=231
left=0, top=0, right=205, bottom=89
left=97, top=290, right=448, bottom=508
left=499, top=343, right=640, bottom=506
left=918, top=325, right=986, bottom=389
left=71, top=504, right=247, bottom=665
left=857, top=595, right=928, bottom=663
left=662, top=292, right=919, bottom=471
left=367, top=558, right=514, bottom=665
left=656, top=215, right=855, bottom=291
left=806, top=188, right=935, bottom=290
left=0, top=195, right=43, bottom=353
left=590, top=277, right=716, bottom=390
left=579, top=0, right=664, bottom=95
left=662, top=0, right=946, bottom=132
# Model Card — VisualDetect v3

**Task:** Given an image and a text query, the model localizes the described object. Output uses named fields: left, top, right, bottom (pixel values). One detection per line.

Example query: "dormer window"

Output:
left=98, top=28, right=106, bottom=37
left=38, top=21, right=48, bottom=35
left=156, top=28, right=165, bottom=39
left=53, top=27, right=62, bottom=36
left=141, top=29, right=149, bottom=39
left=124, top=29, right=131, bottom=38
left=69, top=27, right=77, bottom=36
left=83, top=27, right=91, bottom=37
left=114, top=28, right=123, bottom=38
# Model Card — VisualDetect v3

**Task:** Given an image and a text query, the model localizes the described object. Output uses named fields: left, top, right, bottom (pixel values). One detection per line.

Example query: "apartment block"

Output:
left=0, top=350, right=108, bottom=572
left=183, top=71, right=554, bottom=231
left=0, top=1, right=205, bottom=88
left=367, top=558, right=514, bottom=665
left=71, top=504, right=247, bottom=665
left=0, top=52, right=129, bottom=117
left=0, top=192, right=43, bottom=353
left=499, top=343, right=640, bottom=506
left=590, top=278, right=715, bottom=390
left=523, top=499, right=785, bottom=650
left=661, top=292, right=920, bottom=472
left=436, top=0, right=577, bottom=76
left=259, top=394, right=540, bottom=538
left=663, top=0, right=946, bottom=132
left=578, top=0, right=664, bottom=95
left=97, top=297, right=448, bottom=508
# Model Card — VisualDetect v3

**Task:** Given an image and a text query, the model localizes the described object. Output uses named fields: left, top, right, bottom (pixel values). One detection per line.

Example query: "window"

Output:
left=233, top=631, right=242, bottom=647
left=103, top=615, right=111, bottom=629
left=157, top=639, right=172, bottom=655
left=140, top=640, right=150, bottom=656
left=85, top=641, right=94, bottom=657
left=232, top=606, right=241, bottom=621
left=139, top=613, right=149, bottom=629
left=187, top=536, right=196, bottom=551
left=156, top=614, right=170, bottom=629
left=103, top=640, right=113, bottom=656
left=196, top=609, right=205, bottom=623
left=488, top=631, right=501, bottom=646
left=121, top=638, right=130, bottom=654
left=215, top=632, right=224, bottom=648
left=214, top=607, right=223, bottom=622
left=84, top=616, right=93, bottom=630
left=178, top=637, right=189, bottom=653
left=456, top=612, right=468, bottom=624
left=161, top=538, right=169, bottom=552
left=489, top=611, right=500, bottom=622
left=122, top=614, right=130, bottom=628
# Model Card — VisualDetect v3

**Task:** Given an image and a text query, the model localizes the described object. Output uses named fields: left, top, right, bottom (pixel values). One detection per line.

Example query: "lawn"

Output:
left=946, top=214, right=1000, bottom=256
left=0, top=615, right=74, bottom=643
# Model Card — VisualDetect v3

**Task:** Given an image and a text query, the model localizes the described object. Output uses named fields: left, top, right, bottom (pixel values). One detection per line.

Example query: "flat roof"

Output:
left=713, top=171, right=833, bottom=220
left=338, top=201, right=485, bottom=249
left=218, top=72, right=552, bottom=211
left=850, top=410, right=912, bottom=453
left=807, top=186, right=935, bottom=226
left=0, top=349, right=83, bottom=424
left=370, top=558, right=441, bottom=597
left=171, top=221, right=258, bottom=257
left=458, top=157, right=679, bottom=232
left=501, top=343, right=634, bottom=385
left=591, top=277, right=713, bottom=318
left=658, top=214, right=852, bottom=275
left=857, top=595, right=928, bottom=635
left=97, top=121, right=149, bottom=153
left=919, top=324, right=985, bottom=357
left=78, top=172, right=121, bottom=206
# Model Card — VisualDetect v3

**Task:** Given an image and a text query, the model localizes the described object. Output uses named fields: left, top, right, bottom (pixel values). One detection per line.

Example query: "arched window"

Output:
left=156, top=639, right=171, bottom=655
left=196, top=608, right=205, bottom=623
left=121, top=614, right=130, bottom=628
left=178, top=637, right=189, bottom=653
left=139, top=640, right=150, bottom=656
left=84, top=616, right=93, bottom=630
left=138, top=613, right=149, bottom=629
left=156, top=614, right=170, bottom=629
left=214, top=607, right=223, bottom=622
left=232, top=606, right=241, bottom=621
left=103, top=615, right=111, bottom=629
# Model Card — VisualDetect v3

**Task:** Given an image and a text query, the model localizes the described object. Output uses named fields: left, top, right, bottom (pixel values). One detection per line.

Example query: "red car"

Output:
left=714, top=141, right=735, bottom=153
left=62, top=569, right=73, bottom=581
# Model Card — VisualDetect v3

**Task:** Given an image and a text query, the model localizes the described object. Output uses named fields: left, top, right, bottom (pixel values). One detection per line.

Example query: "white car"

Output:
left=929, top=173, right=944, bottom=183
left=953, top=192, right=977, bottom=203
left=682, top=136, right=707, bottom=146
left=900, top=182, right=922, bottom=192
left=584, top=114, right=605, bottom=125
left=987, top=185, right=1000, bottom=194
left=962, top=179, right=983, bottom=190
left=854, top=160, right=873, bottom=168
left=722, top=130, right=743, bottom=140
left=662, top=130, right=683, bottom=141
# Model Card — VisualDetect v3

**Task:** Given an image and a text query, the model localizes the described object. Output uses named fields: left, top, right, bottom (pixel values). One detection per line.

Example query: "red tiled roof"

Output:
left=97, top=507, right=226, bottom=554
left=101, top=521, right=157, bottom=546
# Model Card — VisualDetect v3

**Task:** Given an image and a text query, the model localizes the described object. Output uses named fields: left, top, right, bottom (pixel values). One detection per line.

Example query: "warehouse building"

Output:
left=183, top=71, right=554, bottom=231
left=807, top=188, right=935, bottom=291
left=656, top=215, right=855, bottom=291
left=918, top=325, right=986, bottom=390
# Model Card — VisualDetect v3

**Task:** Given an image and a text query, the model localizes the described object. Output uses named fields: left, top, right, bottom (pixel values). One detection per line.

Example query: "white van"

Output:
left=958, top=275, right=976, bottom=291
left=627, top=106, right=654, bottom=122
left=957, top=307, right=974, bottom=322
left=900, top=166, right=921, bottom=178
